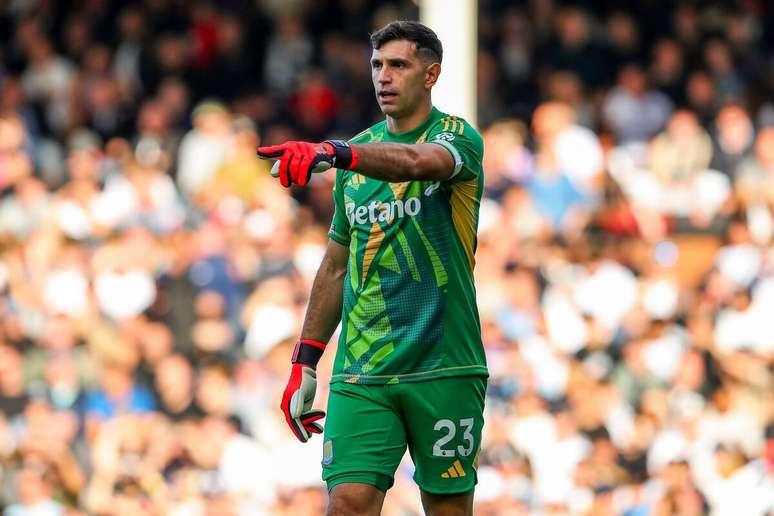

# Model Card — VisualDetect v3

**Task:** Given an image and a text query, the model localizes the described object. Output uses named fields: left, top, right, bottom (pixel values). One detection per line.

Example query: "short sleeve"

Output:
left=425, top=116, right=484, bottom=182
left=328, top=170, right=351, bottom=246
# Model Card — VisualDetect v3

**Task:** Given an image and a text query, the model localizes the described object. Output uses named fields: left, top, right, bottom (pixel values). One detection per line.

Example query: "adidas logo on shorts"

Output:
left=440, top=459, right=466, bottom=478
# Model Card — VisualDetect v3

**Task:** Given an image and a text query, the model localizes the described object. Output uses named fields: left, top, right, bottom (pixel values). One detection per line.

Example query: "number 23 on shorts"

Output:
left=432, top=418, right=476, bottom=458
left=415, top=415, right=482, bottom=491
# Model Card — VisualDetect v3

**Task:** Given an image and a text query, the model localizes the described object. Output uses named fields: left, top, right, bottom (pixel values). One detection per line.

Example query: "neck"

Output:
left=386, top=99, right=433, bottom=134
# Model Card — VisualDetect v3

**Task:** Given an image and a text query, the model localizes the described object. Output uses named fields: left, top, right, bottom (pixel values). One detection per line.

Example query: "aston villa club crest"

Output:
left=322, top=439, right=334, bottom=465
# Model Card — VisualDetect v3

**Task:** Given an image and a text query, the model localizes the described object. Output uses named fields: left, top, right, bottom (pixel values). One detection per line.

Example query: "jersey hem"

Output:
left=330, top=365, right=489, bottom=385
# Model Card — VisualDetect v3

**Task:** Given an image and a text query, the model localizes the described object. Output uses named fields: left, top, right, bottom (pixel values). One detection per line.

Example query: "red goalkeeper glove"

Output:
left=280, top=339, right=327, bottom=442
left=256, top=139, right=359, bottom=187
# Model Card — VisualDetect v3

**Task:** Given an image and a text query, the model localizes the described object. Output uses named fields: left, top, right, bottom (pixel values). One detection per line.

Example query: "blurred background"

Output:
left=0, top=0, right=772, bottom=515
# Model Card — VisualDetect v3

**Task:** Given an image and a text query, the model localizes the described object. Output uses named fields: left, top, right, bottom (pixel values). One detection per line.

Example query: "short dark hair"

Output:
left=370, top=21, right=443, bottom=63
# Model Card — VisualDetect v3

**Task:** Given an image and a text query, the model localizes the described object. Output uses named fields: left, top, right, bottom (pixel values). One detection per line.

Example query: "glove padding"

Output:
left=280, top=363, right=325, bottom=442
left=257, top=140, right=356, bottom=187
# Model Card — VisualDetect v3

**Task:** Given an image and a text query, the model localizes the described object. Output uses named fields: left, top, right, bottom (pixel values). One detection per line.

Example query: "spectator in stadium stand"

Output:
left=83, top=360, right=156, bottom=422
left=3, top=461, right=67, bottom=516
left=153, top=353, right=203, bottom=422
left=531, top=101, right=604, bottom=197
left=39, top=353, right=86, bottom=415
left=476, top=49, right=509, bottom=130
left=0, top=76, right=41, bottom=162
left=710, top=103, right=756, bottom=181
left=602, top=63, right=673, bottom=145
left=263, top=14, right=313, bottom=97
left=544, top=70, right=596, bottom=130
left=649, top=38, right=687, bottom=104
left=0, top=345, right=29, bottom=421
left=649, top=109, right=731, bottom=231
left=50, top=130, right=107, bottom=240
left=603, top=11, right=644, bottom=86
left=536, top=6, right=607, bottom=89
left=0, top=175, right=51, bottom=240
left=481, top=119, right=533, bottom=200
left=20, top=34, right=77, bottom=138
left=201, top=115, right=273, bottom=210
left=0, top=114, right=32, bottom=193
left=734, top=127, right=774, bottom=245
left=528, top=102, right=593, bottom=235
left=176, top=100, right=232, bottom=202
left=703, top=39, right=746, bottom=103
left=684, top=70, right=720, bottom=127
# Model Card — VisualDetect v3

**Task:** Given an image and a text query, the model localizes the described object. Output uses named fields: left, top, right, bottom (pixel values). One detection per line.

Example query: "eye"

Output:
left=372, top=62, right=382, bottom=69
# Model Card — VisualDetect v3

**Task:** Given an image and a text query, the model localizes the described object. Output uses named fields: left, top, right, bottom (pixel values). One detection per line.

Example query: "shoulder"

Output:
left=349, top=121, right=387, bottom=143
left=429, top=112, right=482, bottom=147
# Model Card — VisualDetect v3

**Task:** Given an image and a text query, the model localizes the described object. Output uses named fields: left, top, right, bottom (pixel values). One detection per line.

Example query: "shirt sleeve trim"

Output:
left=328, top=230, right=350, bottom=246
left=427, top=140, right=464, bottom=179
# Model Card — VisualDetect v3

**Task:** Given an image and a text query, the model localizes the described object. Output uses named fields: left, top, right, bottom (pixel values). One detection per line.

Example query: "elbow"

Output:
left=331, top=264, right=347, bottom=281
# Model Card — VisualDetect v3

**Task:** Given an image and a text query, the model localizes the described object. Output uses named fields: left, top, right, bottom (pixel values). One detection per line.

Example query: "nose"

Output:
left=377, top=67, right=391, bottom=84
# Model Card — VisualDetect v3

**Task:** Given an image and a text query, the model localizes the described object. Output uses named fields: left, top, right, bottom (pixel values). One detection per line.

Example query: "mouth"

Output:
left=378, top=91, right=398, bottom=102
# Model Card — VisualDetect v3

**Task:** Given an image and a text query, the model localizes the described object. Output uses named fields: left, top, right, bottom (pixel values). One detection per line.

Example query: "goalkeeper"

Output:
left=258, top=21, right=488, bottom=516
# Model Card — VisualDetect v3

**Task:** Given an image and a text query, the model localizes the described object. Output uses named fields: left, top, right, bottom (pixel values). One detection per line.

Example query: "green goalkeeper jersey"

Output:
left=327, top=107, right=488, bottom=385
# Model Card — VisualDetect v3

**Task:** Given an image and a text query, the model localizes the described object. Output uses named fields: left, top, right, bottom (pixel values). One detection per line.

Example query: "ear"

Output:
left=425, top=62, right=441, bottom=90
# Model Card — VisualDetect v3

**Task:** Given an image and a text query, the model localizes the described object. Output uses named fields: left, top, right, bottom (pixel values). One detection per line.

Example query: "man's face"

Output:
left=371, top=39, right=438, bottom=118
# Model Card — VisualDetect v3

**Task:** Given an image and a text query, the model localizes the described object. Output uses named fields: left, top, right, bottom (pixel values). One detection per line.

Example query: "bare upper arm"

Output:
left=414, top=143, right=456, bottom=181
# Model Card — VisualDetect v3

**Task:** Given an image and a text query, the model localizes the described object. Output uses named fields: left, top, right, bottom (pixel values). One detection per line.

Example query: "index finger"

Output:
left=256, top=144, right=286, bottom=159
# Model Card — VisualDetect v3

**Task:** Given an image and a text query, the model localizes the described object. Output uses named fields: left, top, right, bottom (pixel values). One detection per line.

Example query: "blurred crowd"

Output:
left=0, top=0, right=772, bottom=515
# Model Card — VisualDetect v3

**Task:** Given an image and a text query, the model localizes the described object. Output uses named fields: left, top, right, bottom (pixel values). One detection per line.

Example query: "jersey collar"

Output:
left=384, top=106, right=441, bottom=141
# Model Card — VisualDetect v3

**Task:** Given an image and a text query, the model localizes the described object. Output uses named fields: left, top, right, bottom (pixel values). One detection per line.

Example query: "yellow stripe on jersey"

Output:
left=349, top=240, right=359, bottom=291
left=361, top=221, right=386, bottom=287
left=450, top=178, right=478, bottom=271
left=438, top=116, right=466, bottom=136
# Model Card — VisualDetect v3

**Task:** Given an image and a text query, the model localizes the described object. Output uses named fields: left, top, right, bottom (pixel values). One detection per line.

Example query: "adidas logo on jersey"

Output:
left=345, top=197, right=422, bottom=225
left=424, top=181, right=440, bottom=196
left=441, top=460, right=466, bottom=479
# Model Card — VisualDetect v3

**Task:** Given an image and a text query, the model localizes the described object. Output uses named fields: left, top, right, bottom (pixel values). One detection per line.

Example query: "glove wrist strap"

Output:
left=291, top=339, right=327, bottom=368
left=325, top=139, right=359, bottom=170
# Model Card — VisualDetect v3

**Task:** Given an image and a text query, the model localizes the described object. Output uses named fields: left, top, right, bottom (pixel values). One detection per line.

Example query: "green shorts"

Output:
left=321, top=376, right=486, bottom=495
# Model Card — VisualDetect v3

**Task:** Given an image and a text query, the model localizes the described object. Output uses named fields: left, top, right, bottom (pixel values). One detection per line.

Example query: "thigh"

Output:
left=398, top=376, right=487, bottom=496
left=322, top=382, right=407, bottom=493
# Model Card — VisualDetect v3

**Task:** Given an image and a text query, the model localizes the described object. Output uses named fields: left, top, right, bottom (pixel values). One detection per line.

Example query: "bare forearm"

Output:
left=350, top=142, right=453, bottom=182
left=300, top=255, right=345, bottom=344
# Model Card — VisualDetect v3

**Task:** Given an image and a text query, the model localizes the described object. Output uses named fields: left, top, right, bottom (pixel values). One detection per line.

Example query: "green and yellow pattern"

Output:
left=327, top=107, right=488, bottom=385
